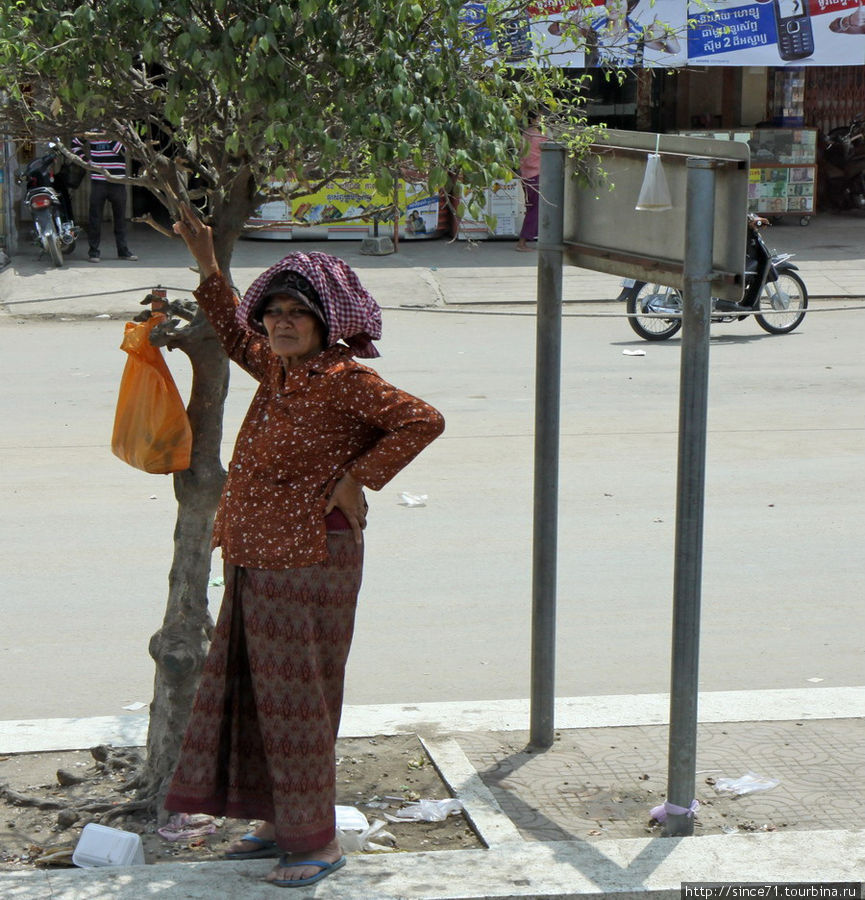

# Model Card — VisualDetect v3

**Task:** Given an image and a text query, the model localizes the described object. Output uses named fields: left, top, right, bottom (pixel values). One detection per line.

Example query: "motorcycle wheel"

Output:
left=625, top=283, right=683, bottom=341
left=754, top=269, right=808, bottom=334
left=35, top=211, right=64, bottom=267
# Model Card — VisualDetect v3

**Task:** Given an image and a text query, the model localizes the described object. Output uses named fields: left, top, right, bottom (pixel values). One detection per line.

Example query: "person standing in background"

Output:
left=515, top=112, right=545, bottom=251
left=73, top=135, right=137, bottom=263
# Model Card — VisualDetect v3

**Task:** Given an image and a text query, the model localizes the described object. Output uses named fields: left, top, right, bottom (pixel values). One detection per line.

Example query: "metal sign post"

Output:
left=662, top=157, right=716, bottom=837
left=529, top=132, right=749, bottom=816
left=530, top=142, right=565, bottom=749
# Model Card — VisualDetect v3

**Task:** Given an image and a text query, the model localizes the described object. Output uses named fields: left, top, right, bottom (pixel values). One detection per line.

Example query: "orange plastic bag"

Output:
left=111, top=315, right=192, bottom=474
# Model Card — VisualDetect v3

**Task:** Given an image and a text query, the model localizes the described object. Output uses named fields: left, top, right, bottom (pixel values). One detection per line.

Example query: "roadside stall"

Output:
left=677, top=127, right=817, bottom=224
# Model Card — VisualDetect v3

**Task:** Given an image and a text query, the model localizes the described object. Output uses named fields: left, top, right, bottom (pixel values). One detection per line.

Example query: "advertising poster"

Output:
left=247, top=180, right=442, bottom=240
left=537, top=0, right=688, bottom=67
left=687, top=0, right=865, bottom=66
left=464, top=0, right=864, bottom=66
left=461, top=0, right=688, bottom=67
left=456, top=179, right=523, bottom=240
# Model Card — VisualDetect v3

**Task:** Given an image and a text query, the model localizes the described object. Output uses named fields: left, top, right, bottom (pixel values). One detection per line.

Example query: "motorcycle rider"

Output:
left=72, top=134, right=138, bottom=263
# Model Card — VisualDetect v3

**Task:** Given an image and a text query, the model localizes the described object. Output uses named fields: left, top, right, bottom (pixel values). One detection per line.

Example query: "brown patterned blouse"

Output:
left=194, top=273, right=445, bottom=570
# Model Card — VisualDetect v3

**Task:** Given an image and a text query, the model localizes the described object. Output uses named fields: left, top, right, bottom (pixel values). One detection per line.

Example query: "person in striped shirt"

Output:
left=73, top=136, right=138, bottom=263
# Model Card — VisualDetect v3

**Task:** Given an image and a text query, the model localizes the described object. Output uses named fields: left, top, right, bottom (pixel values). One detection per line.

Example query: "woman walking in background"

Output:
left=516, top=112, right=545, bottom=251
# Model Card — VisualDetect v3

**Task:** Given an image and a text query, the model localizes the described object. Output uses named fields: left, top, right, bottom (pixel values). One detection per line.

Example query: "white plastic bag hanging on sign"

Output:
left=635, top=153, right=673, bottom=211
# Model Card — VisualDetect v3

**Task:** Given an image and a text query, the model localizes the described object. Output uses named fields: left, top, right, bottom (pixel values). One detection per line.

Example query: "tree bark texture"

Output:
left=139, top=171, right=257, bottom=816
left=142, top=311, right=229, bottom=818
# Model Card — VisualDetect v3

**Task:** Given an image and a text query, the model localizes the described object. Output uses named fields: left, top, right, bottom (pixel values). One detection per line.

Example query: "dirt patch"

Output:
left=0, top=734, right=482, bottom=870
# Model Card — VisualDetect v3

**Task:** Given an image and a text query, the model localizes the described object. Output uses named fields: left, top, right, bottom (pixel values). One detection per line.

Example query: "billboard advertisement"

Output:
left=463, top=0, right=864, bottom=65
left=687, top=0, right=865, bottom=65
left=247, top=180, right=444, bottom=241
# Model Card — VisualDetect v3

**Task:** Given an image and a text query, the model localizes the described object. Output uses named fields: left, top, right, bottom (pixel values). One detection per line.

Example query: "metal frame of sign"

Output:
left=562, top=129, right=751, bottom=301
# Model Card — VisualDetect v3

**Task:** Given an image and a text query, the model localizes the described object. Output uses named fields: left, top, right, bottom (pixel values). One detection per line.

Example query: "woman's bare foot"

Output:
left=225, top=821, right=277, bottom=856
left=266, top=837, right=343, bottom=884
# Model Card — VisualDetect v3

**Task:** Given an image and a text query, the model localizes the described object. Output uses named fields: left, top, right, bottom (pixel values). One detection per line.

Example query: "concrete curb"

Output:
left=4, top=687, right=865, bottom=754
left=2, top=830, right=862, bottom=899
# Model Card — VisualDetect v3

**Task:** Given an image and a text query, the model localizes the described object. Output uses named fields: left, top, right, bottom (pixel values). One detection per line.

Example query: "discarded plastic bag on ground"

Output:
left=111, top=314, right=192, bottom=474
left=397, top=492, right=427, bottom=507
left=157, top=813, right=218, bottom=841
left=714, top=771, right=780, bottom=795
left=386, top=798, right=465, bottom=822
left=337, top=819, right=397, bottom=853
left=649, top=799, right=699, bottom=824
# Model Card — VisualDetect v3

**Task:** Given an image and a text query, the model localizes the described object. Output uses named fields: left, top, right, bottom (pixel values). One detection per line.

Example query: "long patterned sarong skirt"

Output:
left=164, top=532, right=363, bottom=852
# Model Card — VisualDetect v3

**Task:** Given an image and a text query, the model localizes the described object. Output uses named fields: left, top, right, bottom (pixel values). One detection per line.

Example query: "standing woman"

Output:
left=515, top=112, right=545, bottom=251
left=165, top=205, right=444, bottom=888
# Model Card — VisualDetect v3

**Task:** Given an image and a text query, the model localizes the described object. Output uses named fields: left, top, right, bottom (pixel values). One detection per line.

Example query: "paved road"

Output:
left=1, top=224, right=863, bottom=721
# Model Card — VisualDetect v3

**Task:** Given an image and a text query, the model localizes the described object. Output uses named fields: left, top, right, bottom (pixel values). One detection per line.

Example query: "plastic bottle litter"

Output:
left=386, top=798, right=465, bottom=822
left=713, top=771, right=780, bottom=795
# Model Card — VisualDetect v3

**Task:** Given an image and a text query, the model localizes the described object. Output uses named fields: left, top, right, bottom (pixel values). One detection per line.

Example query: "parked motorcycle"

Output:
left=622, top=215, right=808, bottom=341
left=819, top=117, right=865, bottom=211
left=16, top=143, right=80, bottom=267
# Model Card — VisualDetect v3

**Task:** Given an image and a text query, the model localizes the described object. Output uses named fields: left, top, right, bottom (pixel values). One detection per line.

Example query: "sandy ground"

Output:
left=0, top=734, right=481, bottom=871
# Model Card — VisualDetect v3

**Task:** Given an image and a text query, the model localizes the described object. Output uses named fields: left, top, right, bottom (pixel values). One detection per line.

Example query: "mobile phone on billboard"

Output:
left=773, top=0, right=814, bottom=60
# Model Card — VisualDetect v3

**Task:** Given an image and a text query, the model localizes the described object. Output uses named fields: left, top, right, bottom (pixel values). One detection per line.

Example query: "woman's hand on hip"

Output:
left=325, top=472, right=367, bottom=544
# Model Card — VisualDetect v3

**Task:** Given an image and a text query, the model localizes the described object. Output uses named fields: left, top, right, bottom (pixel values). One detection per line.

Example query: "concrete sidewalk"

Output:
left=2, top=689, right=863, bottom=898
left=2, top=214, right=865, bottom=320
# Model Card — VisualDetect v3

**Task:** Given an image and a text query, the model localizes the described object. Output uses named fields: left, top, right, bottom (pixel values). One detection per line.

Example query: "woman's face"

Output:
left=260, top=293, right=326, bottom=366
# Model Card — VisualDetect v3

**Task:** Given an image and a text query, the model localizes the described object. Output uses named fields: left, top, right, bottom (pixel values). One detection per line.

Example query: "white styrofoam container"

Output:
left=335, top=804, right=369, bottom=831
left=72, top=822, right=145, bottom=867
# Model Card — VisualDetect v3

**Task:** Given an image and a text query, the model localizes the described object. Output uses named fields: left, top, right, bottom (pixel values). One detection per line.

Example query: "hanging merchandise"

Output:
left=111, top=314, right=192, bottom=474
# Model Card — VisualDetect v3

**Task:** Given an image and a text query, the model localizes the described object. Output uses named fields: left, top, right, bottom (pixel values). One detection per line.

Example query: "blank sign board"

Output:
left=561, top=130, right=750, bottom=301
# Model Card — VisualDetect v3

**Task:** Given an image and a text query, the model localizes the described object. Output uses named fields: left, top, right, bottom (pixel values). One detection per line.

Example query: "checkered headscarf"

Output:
left=237, top=251, right=382, bottom=358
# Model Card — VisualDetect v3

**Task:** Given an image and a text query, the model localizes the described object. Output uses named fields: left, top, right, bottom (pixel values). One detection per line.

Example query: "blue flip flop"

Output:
left=270, top=854, right=346, bottom=887
left=223, top=833, right=281, bottom=859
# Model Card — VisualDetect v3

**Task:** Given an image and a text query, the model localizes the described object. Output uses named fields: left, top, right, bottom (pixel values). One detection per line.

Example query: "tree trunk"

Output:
left=142, top=312, right=229, bottom=819
left=139, top=170, right=257, bottom=817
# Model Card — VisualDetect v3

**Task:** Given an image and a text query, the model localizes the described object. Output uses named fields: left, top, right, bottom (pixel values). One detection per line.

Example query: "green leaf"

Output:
left=427, top=166, right=446, bottom=192
left=375, top=169, right=394, bottom=196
